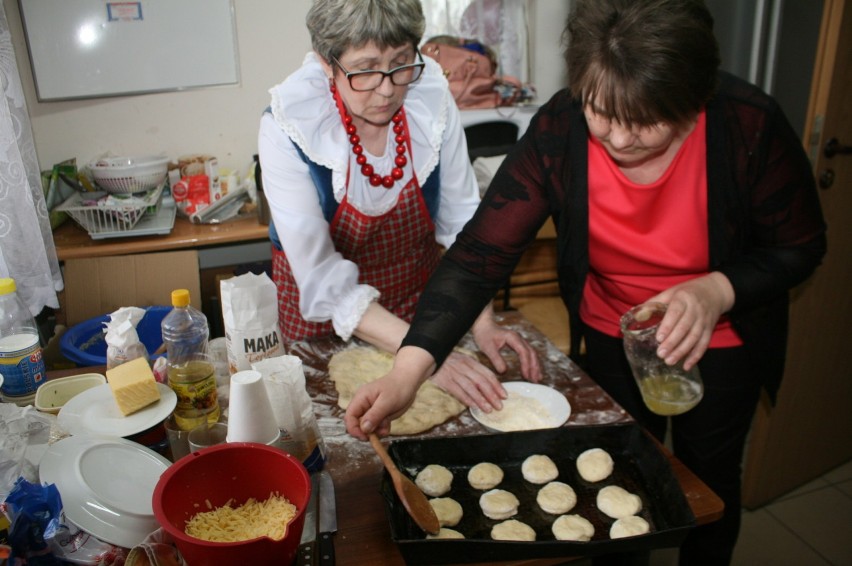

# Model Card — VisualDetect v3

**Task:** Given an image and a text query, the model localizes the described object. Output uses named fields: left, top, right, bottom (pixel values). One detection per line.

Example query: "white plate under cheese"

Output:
left=58, top=382, right=176, bottom=438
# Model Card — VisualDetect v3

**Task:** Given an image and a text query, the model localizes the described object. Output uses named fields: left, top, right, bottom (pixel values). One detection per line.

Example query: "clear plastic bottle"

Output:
left=161, top=289, right=220, bottom=430
left=0, top=278, right=46, bottom=405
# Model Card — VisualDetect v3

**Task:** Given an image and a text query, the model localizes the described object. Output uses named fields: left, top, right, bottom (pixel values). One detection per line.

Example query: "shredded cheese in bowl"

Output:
left=185, top=492, right=297, bottom=542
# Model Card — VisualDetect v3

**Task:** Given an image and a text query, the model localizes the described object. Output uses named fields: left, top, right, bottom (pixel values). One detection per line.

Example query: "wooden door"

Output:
left=742, top=0, right=852, bottom=508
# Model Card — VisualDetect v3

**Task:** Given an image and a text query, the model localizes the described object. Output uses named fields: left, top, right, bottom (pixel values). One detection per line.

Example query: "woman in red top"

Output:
left=346, top=1, right=827, bottom=564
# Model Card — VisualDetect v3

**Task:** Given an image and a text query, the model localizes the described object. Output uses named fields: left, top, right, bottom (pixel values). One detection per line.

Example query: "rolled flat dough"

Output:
left=328, top=346, right=466, bottom=435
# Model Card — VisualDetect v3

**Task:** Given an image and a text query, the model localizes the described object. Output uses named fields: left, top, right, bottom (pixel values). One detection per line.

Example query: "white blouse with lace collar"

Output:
left=258, top=52, right=480, bottom=340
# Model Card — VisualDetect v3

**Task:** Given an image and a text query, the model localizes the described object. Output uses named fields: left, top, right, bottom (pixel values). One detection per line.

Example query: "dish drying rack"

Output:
left=56, top=181, right=173, bottom=239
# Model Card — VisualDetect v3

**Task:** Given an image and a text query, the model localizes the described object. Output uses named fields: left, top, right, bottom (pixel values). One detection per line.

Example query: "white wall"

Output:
left=5, top=0, right=569, bottom=173
left=528, top=0, right=570, bottom=104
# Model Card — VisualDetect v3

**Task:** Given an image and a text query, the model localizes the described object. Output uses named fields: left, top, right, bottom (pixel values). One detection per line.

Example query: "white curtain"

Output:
left=0, top=3, right=62, bottom=317
left=422, top=0, right=529, bottom=83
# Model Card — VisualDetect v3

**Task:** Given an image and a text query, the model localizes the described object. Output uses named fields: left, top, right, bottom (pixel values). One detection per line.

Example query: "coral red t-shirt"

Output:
left=581, top=112, right=742, bottom=347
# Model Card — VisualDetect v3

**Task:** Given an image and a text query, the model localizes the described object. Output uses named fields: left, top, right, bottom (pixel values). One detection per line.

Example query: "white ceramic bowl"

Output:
left=35, top=373, right=106, bottom=414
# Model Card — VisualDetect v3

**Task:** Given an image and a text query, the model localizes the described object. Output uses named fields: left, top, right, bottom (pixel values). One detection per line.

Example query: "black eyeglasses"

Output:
left=332, top=51, right=425, bottom=92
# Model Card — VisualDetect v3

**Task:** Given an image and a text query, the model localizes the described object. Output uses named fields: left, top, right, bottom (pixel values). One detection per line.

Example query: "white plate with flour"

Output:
left=471, top=381, right=571, bottom=432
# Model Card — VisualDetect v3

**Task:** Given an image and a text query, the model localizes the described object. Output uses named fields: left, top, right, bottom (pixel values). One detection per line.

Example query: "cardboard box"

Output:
left=62, top=250, right=201, bottom=326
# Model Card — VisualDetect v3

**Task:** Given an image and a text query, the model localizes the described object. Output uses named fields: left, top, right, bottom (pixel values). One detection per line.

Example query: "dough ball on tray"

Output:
left=415, top=464, right=453, bottom=497
left=521, top=454, right=559, bottom=484
left=610, top=515, right=651, bottom=539
left=576, top=448, right=614, bottom=482
left=552, top=514, right=595, bottom=541
left=491, top=519, right=536, bottom=541
left=479, top=489, right=520, bottom=520
left=427, top=527, right=465, bottom=539
left=536, top=481, right=577, bottom=515
left=429, top=497, right=463, bottom=527
left=597, top=485, right=643, bottom=519
left=468, top=462, right=504, bottom=490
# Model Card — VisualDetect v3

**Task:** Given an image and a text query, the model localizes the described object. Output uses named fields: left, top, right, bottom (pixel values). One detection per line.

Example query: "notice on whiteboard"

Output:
left=107, top=3, right=144, bottom=22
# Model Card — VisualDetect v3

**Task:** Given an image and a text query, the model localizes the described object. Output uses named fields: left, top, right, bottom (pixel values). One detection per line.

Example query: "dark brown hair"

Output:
left=563, top=0, right=720, bottom=127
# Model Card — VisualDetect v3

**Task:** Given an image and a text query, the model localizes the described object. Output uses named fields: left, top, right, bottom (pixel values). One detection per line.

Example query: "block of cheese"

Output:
left=106, top=357, right=161, bottom=416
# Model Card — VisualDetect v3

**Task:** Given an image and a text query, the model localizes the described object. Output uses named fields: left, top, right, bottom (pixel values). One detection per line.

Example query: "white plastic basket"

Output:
left=88, top=155, right=169, bottom=195
left=56, top=182, right=166, bottom=236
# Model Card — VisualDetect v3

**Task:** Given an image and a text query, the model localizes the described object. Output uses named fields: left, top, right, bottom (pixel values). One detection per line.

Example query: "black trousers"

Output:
left=584, top=326, right=763, bottom=566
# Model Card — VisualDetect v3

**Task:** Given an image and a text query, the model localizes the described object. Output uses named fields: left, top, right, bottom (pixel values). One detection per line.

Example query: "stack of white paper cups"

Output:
left=226, top=369, right=281, bottom=445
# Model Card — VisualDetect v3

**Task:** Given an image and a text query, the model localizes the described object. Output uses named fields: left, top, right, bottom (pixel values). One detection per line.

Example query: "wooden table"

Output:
left=52, top=213, right=269, bottom=261
left=47, top=311, right=722, bottom=565
left=51, top=213, right=270, bottom=326
left=283, top=310, right=723, bottom=566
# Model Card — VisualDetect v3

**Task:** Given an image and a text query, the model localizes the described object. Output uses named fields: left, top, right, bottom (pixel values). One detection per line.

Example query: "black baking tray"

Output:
left=381, top=423, right=696, bottom=564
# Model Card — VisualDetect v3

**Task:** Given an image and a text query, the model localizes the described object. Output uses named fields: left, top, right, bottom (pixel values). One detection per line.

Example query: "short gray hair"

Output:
left=306, top=0, right=425, bottom=63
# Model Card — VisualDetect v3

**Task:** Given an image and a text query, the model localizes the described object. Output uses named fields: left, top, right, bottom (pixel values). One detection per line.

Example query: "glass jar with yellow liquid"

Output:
left=620, top=302, right=704, bottom=416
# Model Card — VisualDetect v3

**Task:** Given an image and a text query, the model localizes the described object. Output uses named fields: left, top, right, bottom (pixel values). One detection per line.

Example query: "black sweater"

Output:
left=404, top=72, right=827, bottom=402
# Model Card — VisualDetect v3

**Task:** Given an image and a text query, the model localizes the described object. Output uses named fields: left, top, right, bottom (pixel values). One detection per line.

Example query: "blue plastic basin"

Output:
left=60, top=306, right=171, bottom=367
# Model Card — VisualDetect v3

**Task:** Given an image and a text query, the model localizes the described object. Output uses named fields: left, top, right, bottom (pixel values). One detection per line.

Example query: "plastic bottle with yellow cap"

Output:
left=161, top=289, right=220, bottom=430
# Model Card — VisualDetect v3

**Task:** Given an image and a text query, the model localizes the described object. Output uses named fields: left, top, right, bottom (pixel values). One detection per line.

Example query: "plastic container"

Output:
left=59, top=306, right=170, bottom=367
left=0, top=278, right=47, bottom=405
left=34, top=372, right=106, bottom=414
left=162, top=290, right=219, bottom=430
left=88, top=155, right=169, bottom=194
left=153, top=443, right=311, bottom=566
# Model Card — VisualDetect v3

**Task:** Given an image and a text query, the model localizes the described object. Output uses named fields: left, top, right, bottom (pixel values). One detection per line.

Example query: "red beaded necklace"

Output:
left=331, top=83, right=408, bottom=188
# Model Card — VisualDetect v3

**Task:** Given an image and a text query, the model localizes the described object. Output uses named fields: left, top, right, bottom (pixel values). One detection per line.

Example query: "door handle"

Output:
left=824, top=138, right=852, bottom=158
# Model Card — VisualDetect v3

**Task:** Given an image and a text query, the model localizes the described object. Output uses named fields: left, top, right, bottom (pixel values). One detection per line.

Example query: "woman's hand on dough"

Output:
left=429, top=352, right=508, bottom=413
left=470, top=313, right=542, bottom=383
left=344, top=346, right=434, bottom=440
left=647, top=272, right=735, bottom=370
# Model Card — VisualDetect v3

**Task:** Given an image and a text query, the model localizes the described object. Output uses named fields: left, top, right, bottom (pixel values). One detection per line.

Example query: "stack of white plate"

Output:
left=39, top=435, right=172, bottom=549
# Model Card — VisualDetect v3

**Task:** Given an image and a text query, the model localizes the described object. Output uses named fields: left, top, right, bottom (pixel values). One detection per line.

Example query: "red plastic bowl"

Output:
left=152, top=442, right=311, bottom=566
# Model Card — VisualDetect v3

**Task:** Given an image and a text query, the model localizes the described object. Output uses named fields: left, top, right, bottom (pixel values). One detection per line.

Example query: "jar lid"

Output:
left=620, top=302, right=666, bottom=333
left=0, top=278, right=16, bottom=296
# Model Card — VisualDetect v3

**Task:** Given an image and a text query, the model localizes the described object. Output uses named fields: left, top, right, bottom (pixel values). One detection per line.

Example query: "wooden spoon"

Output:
left=369, top=433, right=440, bottom=535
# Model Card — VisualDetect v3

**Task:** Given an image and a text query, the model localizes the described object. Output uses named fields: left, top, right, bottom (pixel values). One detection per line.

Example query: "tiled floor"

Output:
left=509, top=296, right=852, bottom=566
left=565, top=446, right=852, bottom=566
left=645, top=458, right=852, bottom=565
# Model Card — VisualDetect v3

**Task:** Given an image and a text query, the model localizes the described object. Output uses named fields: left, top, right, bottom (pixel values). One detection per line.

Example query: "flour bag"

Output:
left=221, top=272, right=284, bottom=373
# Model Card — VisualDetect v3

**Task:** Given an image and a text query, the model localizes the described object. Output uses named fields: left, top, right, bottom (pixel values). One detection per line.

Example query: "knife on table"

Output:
left=318, top=470, right=338, bottom=566
left=298, top=473, right=320, bottom=566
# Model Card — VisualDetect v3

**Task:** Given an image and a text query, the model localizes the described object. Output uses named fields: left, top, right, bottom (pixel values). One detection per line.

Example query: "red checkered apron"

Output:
left=273, top=168, right=442, bottom=341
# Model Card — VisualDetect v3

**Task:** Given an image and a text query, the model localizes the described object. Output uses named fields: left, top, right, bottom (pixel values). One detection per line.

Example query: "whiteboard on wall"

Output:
left=19, top=0, right=239, bottom=101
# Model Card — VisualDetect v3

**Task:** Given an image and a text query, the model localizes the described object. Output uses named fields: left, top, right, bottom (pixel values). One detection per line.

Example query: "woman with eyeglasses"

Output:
left=258, top=0, right=541, bottom=406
